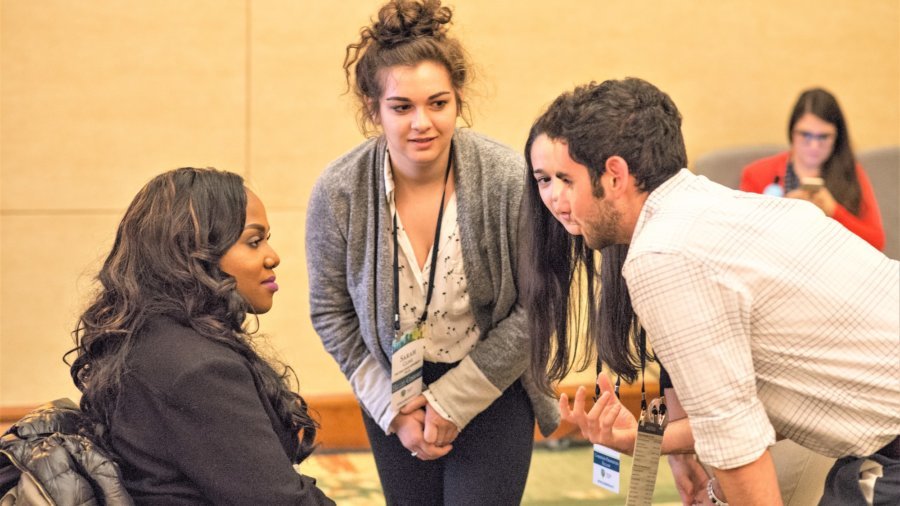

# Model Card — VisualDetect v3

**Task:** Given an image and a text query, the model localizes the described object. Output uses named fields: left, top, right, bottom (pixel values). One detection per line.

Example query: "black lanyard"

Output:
left=637, top=325, right=647, bottom=412
left=393, top=144, right=454, bottom=336
left=595, top=324, right=647, bottom=407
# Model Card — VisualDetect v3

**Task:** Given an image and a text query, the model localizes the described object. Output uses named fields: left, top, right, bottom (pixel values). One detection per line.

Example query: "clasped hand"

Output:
left=391, top=394, right=459, bottom=460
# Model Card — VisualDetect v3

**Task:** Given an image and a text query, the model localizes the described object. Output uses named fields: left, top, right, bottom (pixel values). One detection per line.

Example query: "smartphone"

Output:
left=800, top=177, right=824, bottom=192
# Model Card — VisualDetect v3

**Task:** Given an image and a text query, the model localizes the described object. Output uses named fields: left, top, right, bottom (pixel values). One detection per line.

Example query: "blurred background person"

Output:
left=741, top=88, right=885, bottom=250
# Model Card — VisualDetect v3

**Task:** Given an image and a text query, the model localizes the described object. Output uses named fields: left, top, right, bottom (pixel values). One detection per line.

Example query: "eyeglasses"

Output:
left=793, top=129, right=835, bottom=144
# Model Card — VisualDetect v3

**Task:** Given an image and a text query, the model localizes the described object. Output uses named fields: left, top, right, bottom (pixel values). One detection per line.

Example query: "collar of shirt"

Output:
left=383, top=152, right=427, bottom=287
left=632, top=168, right=693, bottom=242
left=384, top=151, right=396, bottom=204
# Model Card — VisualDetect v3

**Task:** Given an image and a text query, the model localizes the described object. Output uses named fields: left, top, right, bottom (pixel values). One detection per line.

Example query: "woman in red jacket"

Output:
left=740, top=88, right=884, bottom=250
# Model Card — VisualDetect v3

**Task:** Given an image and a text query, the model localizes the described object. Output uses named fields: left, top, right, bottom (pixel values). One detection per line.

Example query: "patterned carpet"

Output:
left=300, top=442, right=681, bottom=505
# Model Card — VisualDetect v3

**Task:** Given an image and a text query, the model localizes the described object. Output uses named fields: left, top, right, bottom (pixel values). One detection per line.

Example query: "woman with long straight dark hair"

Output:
left=741, top=88, right=884, bottom=250
left=68, top=167, right=333, bottom=505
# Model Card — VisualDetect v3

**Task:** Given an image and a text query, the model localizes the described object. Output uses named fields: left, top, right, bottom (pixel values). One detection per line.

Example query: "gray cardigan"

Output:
left=306, top=129, right=558, bottom=436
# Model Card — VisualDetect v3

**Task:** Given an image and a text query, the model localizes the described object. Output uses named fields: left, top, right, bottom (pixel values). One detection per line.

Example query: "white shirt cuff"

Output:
left=349, top=354, right=397, bottom=434
left=422, top=390, right=458, bottom=430
left=425, top=356, right=502, bottom=430
left=692, top=396, right=777, bottom=469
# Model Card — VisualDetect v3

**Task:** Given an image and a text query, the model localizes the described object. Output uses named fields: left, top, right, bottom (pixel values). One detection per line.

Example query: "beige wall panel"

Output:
left=1, top=0, right=248, bottom=211
left=248, top=0, right=372, bottom=210
left=0, top=213, right=118, bottom=405
left=454, top=0, right=899, bottom=162
left=1, top=0, right=898, bottom=407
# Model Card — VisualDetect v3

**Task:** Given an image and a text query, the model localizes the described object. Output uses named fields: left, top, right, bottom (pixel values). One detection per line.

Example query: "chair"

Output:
left=858, top=146, right=900, bottom=259
left=693, top=144, right=785, bottom=189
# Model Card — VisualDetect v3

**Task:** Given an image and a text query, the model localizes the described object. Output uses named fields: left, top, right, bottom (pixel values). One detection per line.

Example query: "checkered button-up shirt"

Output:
left=624, top=169, right=900, bottom=469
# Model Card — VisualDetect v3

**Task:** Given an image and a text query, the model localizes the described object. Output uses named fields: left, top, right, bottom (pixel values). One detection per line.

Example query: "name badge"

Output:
left=390, top=324, right=425, bottom=411
left=625, top=397, right=667, bottom=506
left=593, top=444, right=621, bottom=493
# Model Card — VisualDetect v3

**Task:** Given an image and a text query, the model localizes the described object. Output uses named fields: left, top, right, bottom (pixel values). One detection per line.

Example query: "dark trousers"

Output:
left=361, top=361, right=535, bottom=506
left=819, top=438, right=900, bottom=506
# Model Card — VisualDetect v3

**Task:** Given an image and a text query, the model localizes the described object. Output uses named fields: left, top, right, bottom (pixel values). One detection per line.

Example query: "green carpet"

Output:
left=300, top=442, right=681, bottom=505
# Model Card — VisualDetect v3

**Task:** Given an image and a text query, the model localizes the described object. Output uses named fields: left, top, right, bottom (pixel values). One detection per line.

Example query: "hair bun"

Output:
left=373, top=0, right=452, bottom=47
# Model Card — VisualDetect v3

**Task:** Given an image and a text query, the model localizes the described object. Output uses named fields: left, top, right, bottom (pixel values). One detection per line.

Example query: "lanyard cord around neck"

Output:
left=595, top=324, right=648, bottom=406
left=393, top=144, right=454, bottom=336
left=637, top=324, right=647, bottom=412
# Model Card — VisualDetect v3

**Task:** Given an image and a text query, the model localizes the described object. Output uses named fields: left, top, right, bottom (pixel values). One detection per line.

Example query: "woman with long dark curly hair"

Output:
left=67, top=167, right=333, bottom=505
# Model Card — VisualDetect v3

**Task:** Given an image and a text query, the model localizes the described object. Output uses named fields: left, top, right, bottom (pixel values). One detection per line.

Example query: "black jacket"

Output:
left=0, top=398, right=133, bottom=505
left=109, top=317, right=334, bottom=505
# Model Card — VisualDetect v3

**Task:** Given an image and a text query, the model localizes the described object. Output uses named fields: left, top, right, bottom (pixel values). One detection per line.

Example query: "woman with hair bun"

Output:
left=306, top=1, right=558, bottom=503
left=68, top=167, right=333, bottom=505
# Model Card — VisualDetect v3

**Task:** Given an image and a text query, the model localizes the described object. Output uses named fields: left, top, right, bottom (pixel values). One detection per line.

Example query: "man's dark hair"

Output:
left=532, top=77, right=687, bottom=195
